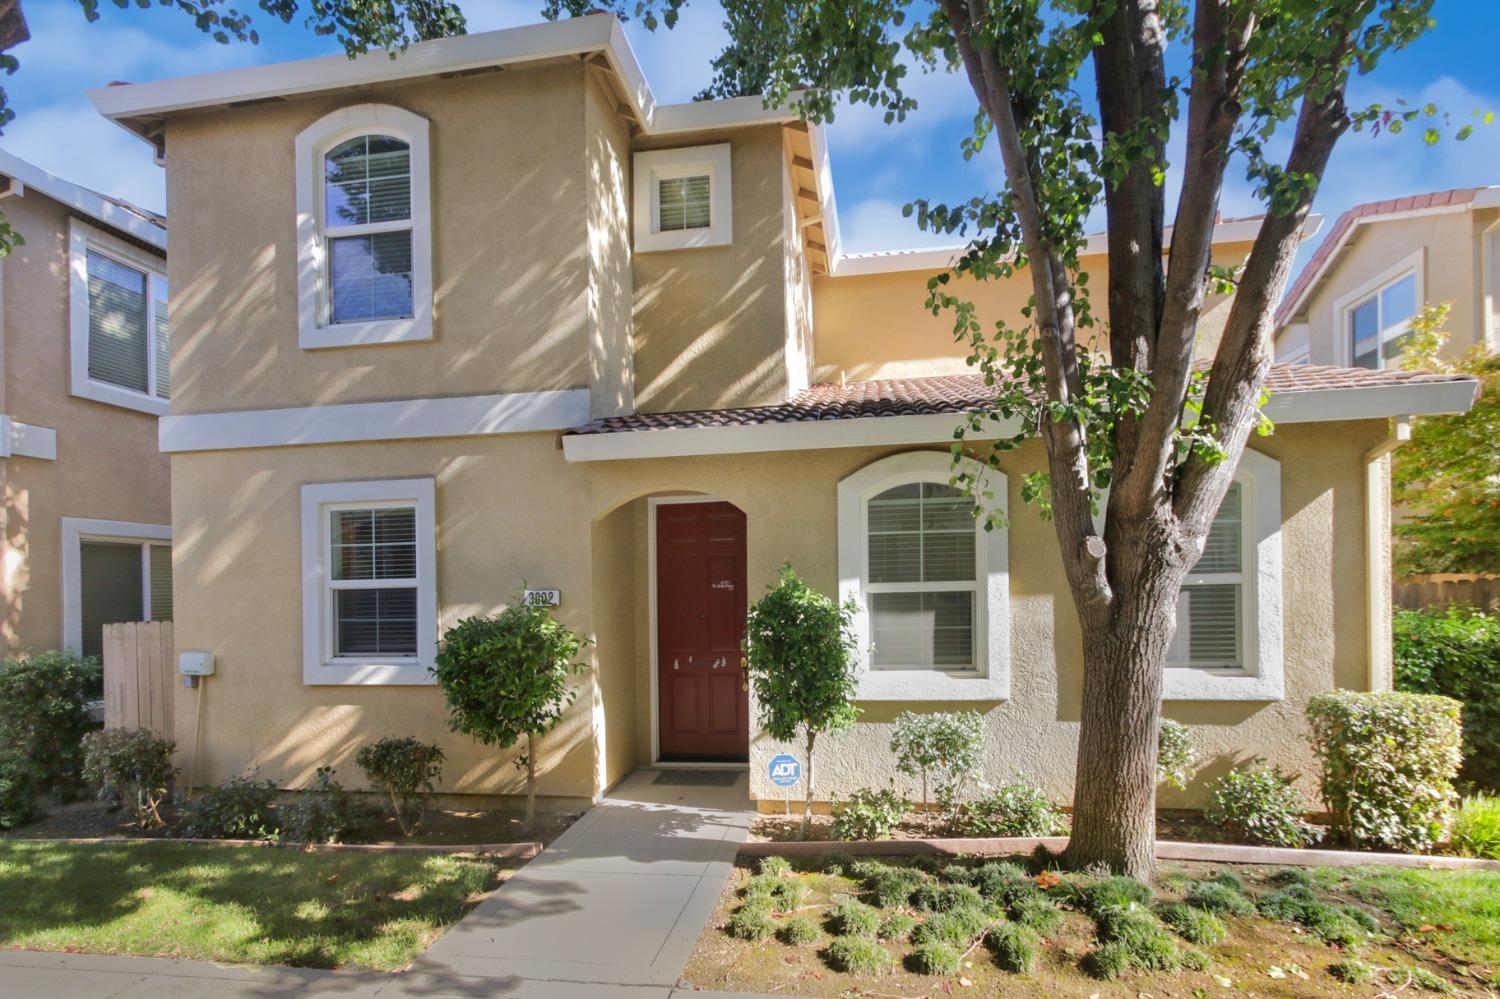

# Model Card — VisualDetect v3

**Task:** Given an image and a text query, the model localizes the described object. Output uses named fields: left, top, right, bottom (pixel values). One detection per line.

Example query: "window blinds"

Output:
left=657, top=174, right=711, bottom=232
left=324, top=135, right=414, bottom=323
left=86, top=251, right=150, bottom=395
left=1169, top=483, right=1245, bottom=668
left=149, top=544, right=173, bottom=621
left=79, top=541, right=145, bottom=659
left=329, top=507, right=418, bottom=657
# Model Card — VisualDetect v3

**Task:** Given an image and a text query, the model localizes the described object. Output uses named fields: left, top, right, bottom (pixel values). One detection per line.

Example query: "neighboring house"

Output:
left=1274, top=186, right=1500, bottom=367
left=91, top=16, right=1476, bottom=808
left=0, top=150, right=172, bottom=661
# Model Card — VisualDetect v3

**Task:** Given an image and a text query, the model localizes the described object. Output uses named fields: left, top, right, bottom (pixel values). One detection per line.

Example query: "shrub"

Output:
left=868, top=867, right=925, bottom=908
left=1257, top=884, right=1373, bottom=948
left=877, top=911, right=916, bottom=941
left=1450, top=794, right=1500, bottom=859
left=729, top=901, right=776, bottom=941
left=432, top=597, right=589, bottom=830
left=0, top=651, right=101, bottom=796
left=81, top=727, right=175, bottom=827
left=825, top=935, right=892, bottom=974
left=1095, top=907, right=1180, bottom=971
left=1180, top=948, right=1211, bottom=971
left=829, top=785, right=908, bottom=841
left=770, top=878, right=805, bottom=910
left=889, top=710, right=984, bottom=813
left=1084, top=941, right=1132, bottom=980
left=1205, top=764, right=1315, bottom=848
left=1158, top=718, right=1198, bottom=791
left=779, top=914, right=819, bottom=945
left=828, top=896, right=881, bottom=938
left=912, top=906, right=990, bottom=948
left=354, top=736, right=444, bottom=836
left=758, top=855, right=794, bottom=878
left=181, top=772, right=279, bottom=839
left=1157, top=902, right=1226, bottom=945
left=1394, top=607, right=1500, bottom=791
left=279, top=766, right=380, bottom=844
left=908, top=940, right=962, bottom=975
left=1307, top=690, right=1463, bottom=851
left=743, top=873, right=781, bottom=899
left=1184, top=880, right=1254, bottom=917
left=988, top=921, right=1040, bottom=973
left=1010, top=892, right=1061, bottom=933
left=1330, top=958, right=1374, bottom=985
left=912, top=881, right=984, bottom=913
left=0, top=749, right=41, bottom=830
left=1082, top=875, right=1153, bottom=915
left=961, top=780, right=1068, bottom=837
left=972, top=861, right=1033, bottom=904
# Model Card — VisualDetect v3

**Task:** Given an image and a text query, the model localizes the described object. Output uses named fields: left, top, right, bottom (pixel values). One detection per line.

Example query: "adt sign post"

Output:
left=768, top=754, right=801, bottom=816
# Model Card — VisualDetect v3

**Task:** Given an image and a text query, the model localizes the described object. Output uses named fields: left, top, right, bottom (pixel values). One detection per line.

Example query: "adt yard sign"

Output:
left=768, top=754, right=801, bottom=788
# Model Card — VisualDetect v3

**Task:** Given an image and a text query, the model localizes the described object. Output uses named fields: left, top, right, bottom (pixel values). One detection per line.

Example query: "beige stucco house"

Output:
left=90, top=16, right=1476, bottom=810
left=1274, top=186, right=1500, bottom=368
left=0, top=150, right=172, bottom=661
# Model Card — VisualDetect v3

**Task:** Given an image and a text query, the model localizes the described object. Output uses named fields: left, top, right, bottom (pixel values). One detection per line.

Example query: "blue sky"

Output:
left=5, top=0, right=1499, bottom=276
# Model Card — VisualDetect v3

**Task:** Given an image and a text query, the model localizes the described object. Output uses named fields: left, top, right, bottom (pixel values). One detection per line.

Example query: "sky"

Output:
left=5, top=0, right=1500, bottom=279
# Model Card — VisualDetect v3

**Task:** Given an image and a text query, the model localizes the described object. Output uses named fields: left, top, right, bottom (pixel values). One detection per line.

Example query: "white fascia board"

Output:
left=0, top=149, right=166, bottom=249
left=563, top=412, right=1018, bottom=462
left=1266, top=379, right=1478, bottom=423
left=160, top=389, right=590, bottom=453
left=0, top=416, right=58, bottom=460
left=649, top=94, right=799, bottom=135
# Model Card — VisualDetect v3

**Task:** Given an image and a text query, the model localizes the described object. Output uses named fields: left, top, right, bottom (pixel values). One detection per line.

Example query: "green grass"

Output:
left=0, top=841, right=507, bottom=970
left=1319, top=866, right=1500, bottom=965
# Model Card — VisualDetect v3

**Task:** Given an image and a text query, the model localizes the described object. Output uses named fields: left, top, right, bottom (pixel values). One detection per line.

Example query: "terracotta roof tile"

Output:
left=1275, top=186, right=1486, bottom=327
left=567, top=364, right=1471, bottom=436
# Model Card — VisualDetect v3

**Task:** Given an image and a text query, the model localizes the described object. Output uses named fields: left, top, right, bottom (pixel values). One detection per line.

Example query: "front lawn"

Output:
left=682, top=854, right=1500, bottom=997
left=0, top=841, right=511, bottom=970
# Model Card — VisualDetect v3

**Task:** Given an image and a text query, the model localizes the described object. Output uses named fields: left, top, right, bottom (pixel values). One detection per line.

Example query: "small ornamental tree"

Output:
left=432, top=594, right=589, bottom=829
left=743, top=565, right=860, bottom=837
left=889, top=710, right=984, bottom=813
left=356, top=736, right=446, bottom=835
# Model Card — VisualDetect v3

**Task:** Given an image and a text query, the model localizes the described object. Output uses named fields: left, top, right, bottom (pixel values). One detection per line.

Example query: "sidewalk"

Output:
left=0, top=770, right=763, bottom=999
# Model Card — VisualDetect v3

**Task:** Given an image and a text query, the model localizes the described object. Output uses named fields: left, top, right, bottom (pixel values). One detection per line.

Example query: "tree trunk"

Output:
left=802, top=729, right=817, bottom=840
left=1065, top=536, right=1182, bottom=879
left=524, top=732, right=537, bottom=832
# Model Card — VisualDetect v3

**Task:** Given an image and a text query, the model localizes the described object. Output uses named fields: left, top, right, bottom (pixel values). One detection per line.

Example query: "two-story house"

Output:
left=1274, top=186, right=1500, bottom=367
left=91, top=15, right=1476, bottom=808
left=0, top=150, right=173, bottom=661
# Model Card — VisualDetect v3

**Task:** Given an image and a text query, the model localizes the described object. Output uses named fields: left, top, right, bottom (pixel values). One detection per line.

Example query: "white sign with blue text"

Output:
left=768, top=754, right=801, bottom=788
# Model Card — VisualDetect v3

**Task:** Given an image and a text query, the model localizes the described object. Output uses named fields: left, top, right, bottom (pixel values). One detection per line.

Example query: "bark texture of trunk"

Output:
left=802, top=729, right=817, bottom=840
left=524, top=732, right=537, bottom=831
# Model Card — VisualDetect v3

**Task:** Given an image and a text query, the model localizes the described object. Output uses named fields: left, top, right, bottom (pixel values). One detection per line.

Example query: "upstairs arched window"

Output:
left=295, top=105, right=432, bottom=348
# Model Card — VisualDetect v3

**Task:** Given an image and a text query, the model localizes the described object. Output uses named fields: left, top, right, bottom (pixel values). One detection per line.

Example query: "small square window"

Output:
left=634, top=145, right=733, bottom=252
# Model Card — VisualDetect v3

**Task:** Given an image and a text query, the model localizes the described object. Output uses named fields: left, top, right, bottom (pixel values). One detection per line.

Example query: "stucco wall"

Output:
left=0, top=191, right=171, bottom=654
left=812, top=241, right=1252, bottom=383
left=172, top=416, right=1386, bottom=809
left=584, top=73, right=636, bottom=420
left=631, top=125, right=796, bottom=412
left=164, top=63, right=594, bottom=417
left=1295, top=209, right=1495, bottom=366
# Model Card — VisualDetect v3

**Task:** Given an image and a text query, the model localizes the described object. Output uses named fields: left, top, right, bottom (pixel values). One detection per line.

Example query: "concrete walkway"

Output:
left=1, top=770, right=762, bottom=999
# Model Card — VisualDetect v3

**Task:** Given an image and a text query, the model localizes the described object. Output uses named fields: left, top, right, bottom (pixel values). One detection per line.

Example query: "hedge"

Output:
left=1394, top=607, right=1500, bottom=791
left=1306, top=690, right=1462, bottom=852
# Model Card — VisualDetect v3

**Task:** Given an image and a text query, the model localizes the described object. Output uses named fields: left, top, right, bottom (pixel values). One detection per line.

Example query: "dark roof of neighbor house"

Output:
left=567, top=365, right=1474, bottom=436
left=1274, top=187, right=1485, bottom=327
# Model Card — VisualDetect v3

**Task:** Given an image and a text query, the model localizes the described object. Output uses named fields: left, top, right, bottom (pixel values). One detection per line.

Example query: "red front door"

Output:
left=657, top=501, right=749, bottom=761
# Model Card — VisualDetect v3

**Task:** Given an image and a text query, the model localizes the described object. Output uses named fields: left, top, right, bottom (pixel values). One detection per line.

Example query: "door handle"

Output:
left=672, top=658, right=680, bottom=670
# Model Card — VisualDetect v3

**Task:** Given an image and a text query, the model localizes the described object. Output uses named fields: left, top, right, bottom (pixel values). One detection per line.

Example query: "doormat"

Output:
left=652, top=770, right=742, bottom=787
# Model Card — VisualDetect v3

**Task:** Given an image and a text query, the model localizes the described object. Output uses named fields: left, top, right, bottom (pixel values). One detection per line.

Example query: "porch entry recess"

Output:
left=655, top=500, right=749, bottom=762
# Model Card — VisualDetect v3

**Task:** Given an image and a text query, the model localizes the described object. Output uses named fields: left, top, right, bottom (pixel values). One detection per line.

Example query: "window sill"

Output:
left=300, top=316, right=432, bottom=350
left=635, top=228, right=732, bottom=253
left=303, top=659, right=434, bottom=686
left=1163, top=667, right=1284, bottom=702
left=855, top=669, right=1008, bottom=702
left=70, top=378, right=169, bottom=417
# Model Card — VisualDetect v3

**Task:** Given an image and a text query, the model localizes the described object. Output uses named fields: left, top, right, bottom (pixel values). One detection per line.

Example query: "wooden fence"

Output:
left=102, top=621, right=175, bottom=738
left=1393, top=574, right=1500, bottom=613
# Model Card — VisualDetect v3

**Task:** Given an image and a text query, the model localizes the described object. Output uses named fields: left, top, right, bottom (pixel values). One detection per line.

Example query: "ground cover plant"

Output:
left=0, top=841, right=510, bottom=970
left=683, top=855, right=1500, bottom=997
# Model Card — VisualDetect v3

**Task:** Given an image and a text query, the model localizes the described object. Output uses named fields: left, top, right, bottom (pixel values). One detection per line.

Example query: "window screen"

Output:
left=327, top=507, right=418, bottom=657
left=657, top=174, right=711, bottom=232
left=79, top=541, right=145, bottom=659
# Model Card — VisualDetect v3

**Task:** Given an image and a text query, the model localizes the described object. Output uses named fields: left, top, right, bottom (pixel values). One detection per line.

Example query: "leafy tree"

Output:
left=1393, top=304, right=1499, bottom=574
left=889, top=710, right=983, bottom=813
left=742, top=565, right=860, bottom=838
left=542, top=0, right=1466, bottom=876
left=432, top=594, right=589, bottom=829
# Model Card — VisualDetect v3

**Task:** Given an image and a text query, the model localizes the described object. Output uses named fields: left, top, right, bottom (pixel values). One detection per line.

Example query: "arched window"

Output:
left=295, top=105, right=432, bottom=348
left=837, top=452, right=1010, bottom=701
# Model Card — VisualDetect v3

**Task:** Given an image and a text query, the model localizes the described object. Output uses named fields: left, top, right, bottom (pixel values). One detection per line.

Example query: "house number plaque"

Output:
left=523, top=589, right=561, bottom=607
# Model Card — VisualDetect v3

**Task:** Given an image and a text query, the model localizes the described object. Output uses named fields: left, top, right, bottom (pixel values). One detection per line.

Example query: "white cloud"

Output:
left=3, top=102, right=165, bottom=211
left=825, top=61, right=974, bottom=154
left=838, top=197, right=966, bottom=254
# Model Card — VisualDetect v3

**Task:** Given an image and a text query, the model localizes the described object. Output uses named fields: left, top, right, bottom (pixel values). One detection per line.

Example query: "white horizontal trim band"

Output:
left=563, top=380, right=1477, bottom=462
left=0, top=416, right=57, bottom=460
left=160, top=389, right=591, bottom=453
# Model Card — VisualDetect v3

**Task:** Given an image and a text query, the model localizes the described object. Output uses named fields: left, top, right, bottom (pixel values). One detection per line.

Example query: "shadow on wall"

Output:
left=2, top=477, right=28, bottom=652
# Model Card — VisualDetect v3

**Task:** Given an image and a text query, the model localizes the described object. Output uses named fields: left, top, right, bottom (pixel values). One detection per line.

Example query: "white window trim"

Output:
left=60, top=517, right=172, bottom=654
left=633, top=144, right=732, bottom=252
left=295, top=104, right=433, bottom=350
left=67, top=219, right=170, bottom=417
left=838, top=451, right=1009, bottom=701
left=1332, top=247, right=1424, bottom=369
left=1163, top=448, right=1284, bottom=701
left=301, top=477, right=437, bottom=685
